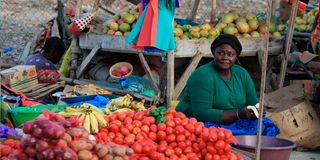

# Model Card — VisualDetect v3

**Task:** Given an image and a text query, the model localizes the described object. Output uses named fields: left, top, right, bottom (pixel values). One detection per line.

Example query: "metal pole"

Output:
left=278, top=0, right=299, bottom=88
left=255, top=0, right=273, bottom=159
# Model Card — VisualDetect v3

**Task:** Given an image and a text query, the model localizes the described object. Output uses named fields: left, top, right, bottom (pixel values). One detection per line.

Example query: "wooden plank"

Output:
left=19, top=83, right=49, bottom=93
left=211, top=0, right=217, bottom=22
left=33, top=82, right=65, bottom=99
left=77, top=45, right=100, bottom=79
left=278, top=0, right=299, bottom=88
left=166, top=52, right=174, bottom=106
left=19, top=42, right=32, bottom=63
left=173, top=51, right=203, bottom=100
left=138, top=53, right=160, bottom=94
left=51, top=18, right=60, bottom=38
left=255, top=0, right=273, bottom=158
left=188, top=0, right=200, bottom=21
left=26, top=82, right=64, bottom=97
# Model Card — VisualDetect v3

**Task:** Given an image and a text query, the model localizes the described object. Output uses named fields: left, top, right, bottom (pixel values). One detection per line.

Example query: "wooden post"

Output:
left=173, top=51, right=203, bottom=100
left=77, top=45, right=100, bottom=79
left=278, top=0, right=299, bottom=88
left=138, top=53, right=161, bottom=94
left=188, top=0, right=200, bottom=21
left=166, top=52, right=174, bottom=107
left=211, top=0, right=217, bottom=22
left=255, top=0, right=273, bottom=159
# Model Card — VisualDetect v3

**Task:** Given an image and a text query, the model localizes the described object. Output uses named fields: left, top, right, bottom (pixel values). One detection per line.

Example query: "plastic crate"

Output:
left=9, top=104, right=66, bottom=127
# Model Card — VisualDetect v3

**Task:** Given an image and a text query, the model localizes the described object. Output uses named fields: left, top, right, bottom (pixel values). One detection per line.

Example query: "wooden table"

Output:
left=76, top=33, right=284, bottom=105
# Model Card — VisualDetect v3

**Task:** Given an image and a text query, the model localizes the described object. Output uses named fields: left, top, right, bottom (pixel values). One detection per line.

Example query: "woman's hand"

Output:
left=238, top=107, right=258, bottom=120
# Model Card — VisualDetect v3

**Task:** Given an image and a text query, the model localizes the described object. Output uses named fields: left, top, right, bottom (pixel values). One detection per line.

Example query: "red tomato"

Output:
left=170, top=155, right=179, bottom=160
left=224, top=144, right=231, bottom=153
left=135, top=133, right=145, bottom=141
left=236, top=154, right=244, bottom=160
left=164, top=147, right=175, bottom=157
left=109, top=124, right=119, bottom=133
left=116, top=133, right=124, bottom=138
left=132, top=143, right=143, bottom=154
left=174, top=147, right=183, bottom=156
left=126, top=124, right=134, bottom=132
left=150, top=124, right=157, bottom=132
left=142, top=145, right=152, bottom=154
left=199, top=140, right=206, bottom=149
left=178, top=142, right=187, bottom=149
left=185, top=140, right=192, bottom=146
left=205, top=153, right=213, bottom=160
left=108, top=132, right=116, bottom=139
left=174, top=112, right=186, bottom=119
left=113, top=137, right=123, bottom=144
left=157, top=131, right=166, bottom=140
left=186, top=124, right=195, bottom=133
left=181, top=118, right=189, bottom=126
left=158, top=144, right=167, bottom=153
left=169, top=142, right=177, bottom=148
left=126, top=110, right=135, bottom=118
left=133, top=127, right=141, bottom=135
left=157, top=123, right=166, bottom=131
left=108, top=114, right=117, bottom=121
left=186, top=153, right=197, bottom=159
left=224, top=130, right=232, bottom=139
left=166, top=134, right=176, bottom=143
left=134, top=111, right=145, bottom=120
left=208, top=131, right=218, bottom=142
left=120, top=127, right=130, bottom=136
left=175, top=125, right=185, bottom=135
left=159, top=140, right=168, bottom=146
left=201, top=148, right=207, bottom=156
left=164, top=114, right=174, bottom=121
left=139, top=156, right=149, bottom=160
left=213, top=154, right=220, bottom=160
left=167, top=108, right=176, bottom=114
left=176, top=135, right=186, bottom=142
left=124, top=136, right=135, bottom=146
left=184, top=146, right=193, bottom=154
left=192, top=143, right=200, bottom=153
left=201, top=128, right=209, bottom=140
left=217, top=130, right=225, bottom=140
left=132, top=120, right=142, bottom=127
left=180, top=155, right=188, bottom=160
left=215, top=140, right=226, bottom=150
left=229, top=153, right=237, bottom=160
left=148, top=132, right=157, bottom=141
left=165, top=127, right=174, bottom=135
left=117, top=112, right=126, bottom=121
left=141, top=125, right=150, bottom=133
left=220, top=155, right=228, bottom=160
left=111, top=120, right=122, bottom=127
left=184, top=130, right=191, bottom=138
left=173, top=118, right=181, bottom=125
left=147, top=116, right=155, bottom=124
left=207, top=145, right=217, bottom=155
left=189, top=118, right=197, bottom=125
left=124, top=117, right=133, bottom=124
left=166, top=120, right=175, bottom=128
left=195, top=124, right=203, bottom=135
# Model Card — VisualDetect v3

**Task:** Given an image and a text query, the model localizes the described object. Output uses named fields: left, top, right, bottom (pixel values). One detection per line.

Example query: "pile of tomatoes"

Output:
left=94, top=107, right=244, bottom=160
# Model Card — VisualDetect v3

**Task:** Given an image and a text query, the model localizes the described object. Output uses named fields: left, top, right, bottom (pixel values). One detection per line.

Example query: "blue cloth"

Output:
left=204, top=117, right=280, bottom=137
left=25, top=53, right=57, bottom=72
left=71, top=95, right=110, bottom=109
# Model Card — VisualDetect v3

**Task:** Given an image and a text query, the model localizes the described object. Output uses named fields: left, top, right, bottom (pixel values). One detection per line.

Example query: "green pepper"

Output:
left=158, top=106, right=167, bottom=115
left=149, top=108, right=160, bottom=117
left=156, top=115, right=167, bottom=124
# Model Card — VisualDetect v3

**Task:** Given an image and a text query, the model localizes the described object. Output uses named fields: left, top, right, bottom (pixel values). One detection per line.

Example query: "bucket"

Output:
left=232, top=135, right=296, bottom=160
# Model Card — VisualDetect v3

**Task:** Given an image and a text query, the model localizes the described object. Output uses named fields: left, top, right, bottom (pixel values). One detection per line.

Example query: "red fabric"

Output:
left=68, top=22, right=82, bottom=37
left=66, top=0, right=77, bottom=18
left=133, top=0, right=159, bottom=49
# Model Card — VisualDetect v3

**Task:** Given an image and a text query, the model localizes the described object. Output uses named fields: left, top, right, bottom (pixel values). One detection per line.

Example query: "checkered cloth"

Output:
left=68, top=14, right=94, bottom=37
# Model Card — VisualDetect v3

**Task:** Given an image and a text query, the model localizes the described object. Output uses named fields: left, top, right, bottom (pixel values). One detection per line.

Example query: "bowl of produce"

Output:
left=109, top=62, right=133, bottom=79
left=232, top=135, right=296, bottom=160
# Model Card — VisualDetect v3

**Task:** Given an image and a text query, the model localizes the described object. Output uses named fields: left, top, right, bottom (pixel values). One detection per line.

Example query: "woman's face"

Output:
left=214, top=44, right=238, bottom=70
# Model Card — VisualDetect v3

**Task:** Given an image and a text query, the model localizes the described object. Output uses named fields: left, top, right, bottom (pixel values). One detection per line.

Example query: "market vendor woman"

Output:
left=176, top=34, right=279, bottom=136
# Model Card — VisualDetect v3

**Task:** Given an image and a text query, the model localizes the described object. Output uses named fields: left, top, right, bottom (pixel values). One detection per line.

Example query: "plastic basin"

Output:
left=232, top=135, right=296, bottom=160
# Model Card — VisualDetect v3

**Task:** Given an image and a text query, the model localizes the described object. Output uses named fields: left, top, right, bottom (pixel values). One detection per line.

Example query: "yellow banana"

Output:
left=92, top=110, right=108, bottom=128
left=65, top=106, right=83, bottom=113
left=78, top=113, right=86, bottom=126
left=89, top=113, right=99, bottom=134
left=59, top=111, right=81, bottom=117
left=83, top=114, right=91, bottom=133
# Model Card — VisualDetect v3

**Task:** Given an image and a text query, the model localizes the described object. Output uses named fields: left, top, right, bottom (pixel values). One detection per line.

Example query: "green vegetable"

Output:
left=149, top=108, right=160, bottom=117
left=158, top=106, right=167, bottom=115
left=156, top=116, right=166, bottom=124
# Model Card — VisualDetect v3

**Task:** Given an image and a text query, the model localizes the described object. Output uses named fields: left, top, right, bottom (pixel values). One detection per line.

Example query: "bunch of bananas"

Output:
left=105, top=94, right=145, bottom=114
left=60, top=103, right=108, bottom=134
left=66, top=84, right=111, bottom=97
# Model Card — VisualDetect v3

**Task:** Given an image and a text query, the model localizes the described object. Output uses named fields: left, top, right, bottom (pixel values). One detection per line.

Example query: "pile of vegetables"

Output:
left=95, top=106, right=244, bottom=160
left=7, top=110, right=133, bottom=160
left=0, top=139, right=21, bottom=159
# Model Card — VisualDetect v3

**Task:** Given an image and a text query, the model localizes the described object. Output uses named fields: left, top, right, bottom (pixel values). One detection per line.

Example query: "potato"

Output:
left=112, top=146, right=126, bottom=157
left=25, top=147, right=37, bottom=157
left=97, top=146, right=109, bottom=158
left=85, top=142, right=94, bottom=150
left=92, top=154, right=99, bottom=160
left=78, top=150, right=93, bottom=160
left=23, top=122, right=33, bottom=134
left=70, top=140, right=88, bottom=152
left=103, top=154, right=114, bottom=160
left=69, top=127, right=83, bottom=138
left=114, top=156, right=124, bottom=160
left=32, top=127, right=43, bottom=138
left=62, top=133, right=72, bottom=142
left=57, top=139, right=68, bottom=148
left=126, top=148, right=134, bottom=156
left=63, top=148, right=78, bottom=160
left=94, top=144, right=104, bottom=152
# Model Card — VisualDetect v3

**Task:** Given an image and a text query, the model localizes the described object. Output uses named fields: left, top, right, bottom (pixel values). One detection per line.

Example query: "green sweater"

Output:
left=176, top=61, right=259, bottom=123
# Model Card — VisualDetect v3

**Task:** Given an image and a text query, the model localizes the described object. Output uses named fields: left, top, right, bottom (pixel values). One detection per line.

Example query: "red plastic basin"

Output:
left=232, top=135, right=296, bottom=160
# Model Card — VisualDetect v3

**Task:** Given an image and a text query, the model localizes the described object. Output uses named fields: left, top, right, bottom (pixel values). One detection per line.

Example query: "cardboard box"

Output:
left=0, top=65, right=38, bottom=91
left=267, top=101, right=320, bottom=148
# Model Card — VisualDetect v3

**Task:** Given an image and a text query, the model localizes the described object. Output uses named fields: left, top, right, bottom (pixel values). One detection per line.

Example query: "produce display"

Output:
left=293, top=8, right=318, bottom=33
left=0, top=139, right=21, bottom=159
left=59, top=103, right=108, bottom=134
left=103, top=6, right=140, bottom=36
left=105, top=94, right=146, bottom=113
left=174, top=10, right=282, bottom=40
left=94, top=106, right=244, bottom=160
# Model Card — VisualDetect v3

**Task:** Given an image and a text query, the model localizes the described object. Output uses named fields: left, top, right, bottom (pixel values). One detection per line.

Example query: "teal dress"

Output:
left=126, top=0, right=176, bottom=52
